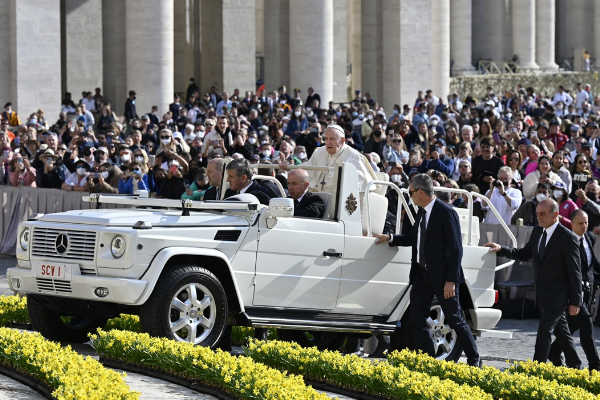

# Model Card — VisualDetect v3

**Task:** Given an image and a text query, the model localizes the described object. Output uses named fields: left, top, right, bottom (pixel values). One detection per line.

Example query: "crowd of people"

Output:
left=2, top=80, right=600, bottom=233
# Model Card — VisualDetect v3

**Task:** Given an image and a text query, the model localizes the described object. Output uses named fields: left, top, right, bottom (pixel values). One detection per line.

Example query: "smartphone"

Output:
left=91, top=172, right=101, bottom=178
left=531, top=131, right=538, bottom=137
left=492, top=133, right=501, bottom=145
left=148, top=155, right=155, bottom=165
left=388, top=161, right=397, bottom=167
left=169, top=165, right=178, bottom=173
left=125, top=171, right=135, bottom=177
left=81, top=131, right=89, bottom=137
left=212, top=140, right=220, bottom=147
left=309, top=128, right=319, bottom=138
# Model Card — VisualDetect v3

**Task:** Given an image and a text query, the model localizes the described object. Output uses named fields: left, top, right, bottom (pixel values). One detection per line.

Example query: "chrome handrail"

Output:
left=364, top=181, right=409, bottom=236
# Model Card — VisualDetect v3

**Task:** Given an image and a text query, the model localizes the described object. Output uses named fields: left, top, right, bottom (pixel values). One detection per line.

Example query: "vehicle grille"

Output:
left=36, top=278, right=72, bottom=293
left=214, top=230, right=242, bottom=241
left=31, top=228, right=97, bottom=261
left=79, top=266, right=97, bottom=276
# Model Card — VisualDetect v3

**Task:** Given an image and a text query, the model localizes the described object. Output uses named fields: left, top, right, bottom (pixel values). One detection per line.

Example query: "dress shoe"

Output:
left=467, top=357, right=483, bottom=368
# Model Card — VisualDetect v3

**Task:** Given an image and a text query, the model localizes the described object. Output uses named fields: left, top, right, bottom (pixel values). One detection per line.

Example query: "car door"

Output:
left=253, top=215, right=344, bottom=310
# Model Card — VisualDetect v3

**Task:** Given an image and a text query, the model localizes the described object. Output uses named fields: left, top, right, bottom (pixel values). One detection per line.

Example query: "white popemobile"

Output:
left=7, top=162, right=513, bottom=361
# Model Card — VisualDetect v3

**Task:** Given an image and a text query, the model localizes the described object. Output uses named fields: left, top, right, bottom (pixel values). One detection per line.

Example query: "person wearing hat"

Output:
left=124, top=90, right=138, bottom=123
left=417, top=138, right=454, bottom=176
left=36, top=149, right=64, bottom=189
left=62, top=159, right=90, bottom=192
left=9, top=153, right=36, bottom=187
left=564, top=124, right=582, bottom=153
left=549, top=118, right=568, bottom=151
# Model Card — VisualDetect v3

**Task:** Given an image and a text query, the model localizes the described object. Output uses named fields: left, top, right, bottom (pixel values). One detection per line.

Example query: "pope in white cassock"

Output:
left=299, top=125, right=373, bottom=193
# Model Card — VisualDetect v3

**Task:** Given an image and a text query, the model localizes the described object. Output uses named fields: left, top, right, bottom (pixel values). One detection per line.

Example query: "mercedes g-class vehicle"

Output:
left=8, top=162, right=512, bottom=361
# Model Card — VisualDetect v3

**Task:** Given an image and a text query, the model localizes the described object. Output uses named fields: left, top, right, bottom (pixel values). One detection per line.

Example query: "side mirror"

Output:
left=268, top=198, right=294, bottom=218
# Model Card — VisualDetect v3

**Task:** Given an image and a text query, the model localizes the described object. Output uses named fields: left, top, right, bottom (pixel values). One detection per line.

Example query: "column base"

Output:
left=539, top=62, right=560, bottom=72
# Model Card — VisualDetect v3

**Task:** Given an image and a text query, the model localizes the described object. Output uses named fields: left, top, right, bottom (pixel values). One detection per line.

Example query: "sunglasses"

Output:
left=578, top=160, right=589, bottom=164
left=160, top=136, right=171, bottom=139
left=392, top=139, right=402, bottom=143
left=409, top=188, right=421, bottom=197
left=509, top=157, right=519, bottom=161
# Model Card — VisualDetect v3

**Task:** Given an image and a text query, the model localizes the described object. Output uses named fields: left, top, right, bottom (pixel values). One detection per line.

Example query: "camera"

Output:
left=493, top=180, right=503, bottom=187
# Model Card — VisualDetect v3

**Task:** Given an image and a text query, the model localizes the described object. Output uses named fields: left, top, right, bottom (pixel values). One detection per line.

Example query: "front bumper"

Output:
left=7, top=267, right=147, bottom=305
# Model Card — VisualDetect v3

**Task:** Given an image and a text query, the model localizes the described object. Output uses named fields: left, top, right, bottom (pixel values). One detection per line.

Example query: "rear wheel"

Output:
left=277, top=329, right=347, bottom=351
left=140, top=265, right=227, bottom=348
left=391, top=301, right=464, bottom=362
left=28, top=296, right=107, bottom=343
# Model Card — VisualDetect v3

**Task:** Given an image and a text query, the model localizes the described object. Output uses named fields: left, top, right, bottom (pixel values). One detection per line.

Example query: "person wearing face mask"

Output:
left=285, top=107, right=308, bottom=140
left=96, top=105, right=115, bottom=132
left=343, top=122, right=364, bottom=152
left=133, top=149, right=149, bottom=174
left=352, top=108, right=365, bottom=128
left=124, top=91, right=139, bottom=123
left=363, top=123, right=386, bottom=159
left=119, top=148, right=133, bottom=170
left=119, top=161, right=149, bottom=194
left=551, top=182, right=579, bottom=229
left=158, top=163, right=187, bottom=199
left=575, top=180, right=600, bottom=231
left=9, top=154, right=36, bottom=187
left=62, top=159, right=90, bottom=192
left=181, top=168, right=211, bottom=201
left=483, top=166, right=522, bottom=225
left=417, top=138, right=454, bottom=176
left=512, top=182, right=551, bottom=226
left=523, top=155, right=563, bottom=201
left=87, top=163, right=122, bottom=194
left=36, top=149, right=64, bottom=189
left=294, top=145, right=308, bottom=162
left=361, top=110, right=375, bottom=139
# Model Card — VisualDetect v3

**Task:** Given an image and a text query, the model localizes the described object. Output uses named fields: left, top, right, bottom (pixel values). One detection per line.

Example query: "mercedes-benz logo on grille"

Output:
left=55, top=233, right=69, bottom=254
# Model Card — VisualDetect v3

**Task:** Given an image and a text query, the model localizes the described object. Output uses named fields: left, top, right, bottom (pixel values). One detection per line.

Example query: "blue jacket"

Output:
left=118, top=174, right=149, bottom=194
left=418, top=155, right=454, bottom=176
left=285, top=118, right=308, bottom=139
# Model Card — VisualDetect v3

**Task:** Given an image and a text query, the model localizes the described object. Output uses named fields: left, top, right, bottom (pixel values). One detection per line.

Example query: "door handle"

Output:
left=323, top=250, right=342, bottom=258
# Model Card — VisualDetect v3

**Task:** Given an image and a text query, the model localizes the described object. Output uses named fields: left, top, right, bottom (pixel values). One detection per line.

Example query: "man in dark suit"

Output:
left=548, top=209, right=600, bottom=370
left=485, top=198, right=583, bottom=368
left=124, top=90, right=138, bottom=123
left=288, top=169, right=324, bottom=218
left=225, top=158, right=272, bottom=206
left=374, top=174, right=481, bottom=367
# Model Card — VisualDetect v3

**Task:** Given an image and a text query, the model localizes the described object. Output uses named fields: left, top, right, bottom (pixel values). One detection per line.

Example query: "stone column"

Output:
left=348, top=0, right=361, bottom=94
left=201, top=0, right=255, bottom=96
left=126, top=0, right=174, bottom=116
left=512, top=0, right=539, bottom=70
left=9, top=0, right=61, bottom=116
left=174, top=0, right=195, bottom=96
left=333, top=0, right=348, bottom=102
left=102, top=0, right=127, bottom=115
left=450, top=0, right=475, bottom=75
left=594, top=0, right=600, bottom=64
left=255, top=0, right=265, bottom=56
left=62, top=0, right=103, bottom=101
left=361, top=0, right=382, bottom=104
left=193, top=0, right=201, bottom=87
left=263, top=0, right=289, bottom=91
left=289, top=0, right=334, bottom=105
left=381, top=0, right=400, bottom=113
left=536, top=0, right=559, bottom=71
left=431, top=0, right=450, bottom=100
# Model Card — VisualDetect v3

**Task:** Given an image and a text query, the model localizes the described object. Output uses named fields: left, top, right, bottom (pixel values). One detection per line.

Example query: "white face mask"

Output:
left=135, top=156, right=144, bottom=163
left=101, top=171, right=109, bottom=179
left=307, top=111, right=314, bottom=117
left=121, top=154, right=130, bottom=162
left=358, top=113, right=364, bottom=120
left=367, top=115, right=373, bottom=120
left=262, top=150, right=271, bottom=157
left=553, top=190, right=563, bottom=199
left=76, top=167, right=87, bottom=176
left=248, top=137, right=257, bottom=145
left=161, top=138, right=171, bottom=146
left=536, top=193, right=548, bottom=202
left=294, top=111, right=301, bottom=117
left=298, top=152, right=307, bottom=159
left=391, top=174, right=401, bottom=183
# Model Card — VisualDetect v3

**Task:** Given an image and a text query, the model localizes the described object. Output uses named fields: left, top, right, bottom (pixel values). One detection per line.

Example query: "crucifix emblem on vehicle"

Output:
left=345, top=193, right=357, bottom=215
left=55, top=233, right=69, bottom=254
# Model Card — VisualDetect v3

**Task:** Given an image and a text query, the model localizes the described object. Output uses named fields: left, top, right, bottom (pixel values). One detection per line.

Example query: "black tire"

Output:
left=391, top=300, right=464, bottom=362
left=27, top=296, right=107, bottom=343
left=140, top=265, right=228, bottom=348
left=277, top=329, right=348, bottom=351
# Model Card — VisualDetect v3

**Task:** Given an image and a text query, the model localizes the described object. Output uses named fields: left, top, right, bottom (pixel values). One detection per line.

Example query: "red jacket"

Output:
left=549, top=132, right=568, bottom=150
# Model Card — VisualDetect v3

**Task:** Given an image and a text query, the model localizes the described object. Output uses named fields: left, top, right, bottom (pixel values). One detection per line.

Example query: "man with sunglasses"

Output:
left=471, top=137, right=505, bottom=194
left=373, top=173, right=482, bottom=367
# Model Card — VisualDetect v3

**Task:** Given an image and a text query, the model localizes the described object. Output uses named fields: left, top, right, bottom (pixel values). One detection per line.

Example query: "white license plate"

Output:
left=33, top=262, right=73, bottom=280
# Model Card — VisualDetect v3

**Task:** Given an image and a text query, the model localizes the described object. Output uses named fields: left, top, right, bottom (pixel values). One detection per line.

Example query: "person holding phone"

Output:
left=87, top=163, right=122, bottom=194
left=157, top=164, right=186, bottom=199
left=61, top=159, right=90, bottom=192
left=118, top=161, right=149, bottom=194
left=9, top=154, right=36, bottom=187
left=523, top=155, right=564, bottom=201
left=36, top=149, right=64, bottom=189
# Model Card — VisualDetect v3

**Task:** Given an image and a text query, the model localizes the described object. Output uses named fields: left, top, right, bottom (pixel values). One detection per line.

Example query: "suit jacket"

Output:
left=224, top=181, right=271, bottom=205
left=293, top=191, right=324, bottom=218
left=583, top=232, right=600, bottom=287
left=390, top=199, right=464, bottom=289
left=498, top=223, right=582, bottom=310
left=124, top=98, right=138, bottom=122
left=203, top=186, right=235, bottom=201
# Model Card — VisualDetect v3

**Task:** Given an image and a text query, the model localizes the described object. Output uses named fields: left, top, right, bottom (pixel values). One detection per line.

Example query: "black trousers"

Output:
left=409, top=266, right=479, bottom=363
left=535, top=307, right=581, bottom=368
left=548, top=312, right=599, bottom=369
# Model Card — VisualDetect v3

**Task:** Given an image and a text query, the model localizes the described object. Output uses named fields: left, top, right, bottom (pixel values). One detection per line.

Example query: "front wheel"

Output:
left=140, top=265, right=228, bottom=348
left=277, top=329, right=347, bottom=351
left=28, top=296, right=107, bottom=343
left=391, top=302, right=463, bottom=362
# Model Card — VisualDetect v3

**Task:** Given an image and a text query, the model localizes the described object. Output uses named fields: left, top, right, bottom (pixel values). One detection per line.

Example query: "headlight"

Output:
left=110, top=235, right=126, bottom=258
left=19, top=229, right=30, bottom=251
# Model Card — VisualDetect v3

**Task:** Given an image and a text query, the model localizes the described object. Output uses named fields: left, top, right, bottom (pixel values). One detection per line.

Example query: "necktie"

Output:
left=539, top=229, right=547, bottom=258
left=294, top=199, right=299, bottom=207
left=419, top=211, right=427, bottom=266
left=581, top=237, right=589, bottom=269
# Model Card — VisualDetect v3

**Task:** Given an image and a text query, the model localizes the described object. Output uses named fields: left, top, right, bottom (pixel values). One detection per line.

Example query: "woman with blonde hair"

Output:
left=132, top=148, right=150, bottom=174
left=156, top=129, right=183, bottom=155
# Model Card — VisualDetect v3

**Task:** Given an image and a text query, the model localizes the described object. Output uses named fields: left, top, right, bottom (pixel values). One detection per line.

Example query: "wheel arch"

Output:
left=135, top=247, right=244, bottom=313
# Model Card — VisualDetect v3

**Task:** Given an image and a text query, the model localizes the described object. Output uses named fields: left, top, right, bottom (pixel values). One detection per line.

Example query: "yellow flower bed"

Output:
left=508, top=360, right=600, bottom=395
left=245, top=339, right=492, bottom=400
left=388, top=349, right=599, bottom=400
left=0, top=327, right=139, bottom=400
left=90, top=329, right=329, bottom=400
left=0, top=295, right=29, bottom=326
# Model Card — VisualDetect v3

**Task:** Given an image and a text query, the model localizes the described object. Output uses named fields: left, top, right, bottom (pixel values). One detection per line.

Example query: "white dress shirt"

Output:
left=575, top=233, right=593, bottom=268
left=239, top=181, right=253, bottom=194
left=482, top=187, right=522, bottom=225
left=391, top=196, right=437, bottom=264
left=539, top=220, right=559, bottom=252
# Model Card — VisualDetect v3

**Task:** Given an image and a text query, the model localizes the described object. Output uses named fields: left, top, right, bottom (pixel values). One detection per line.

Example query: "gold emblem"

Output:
left=346, top=193, right=357, bottom=215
